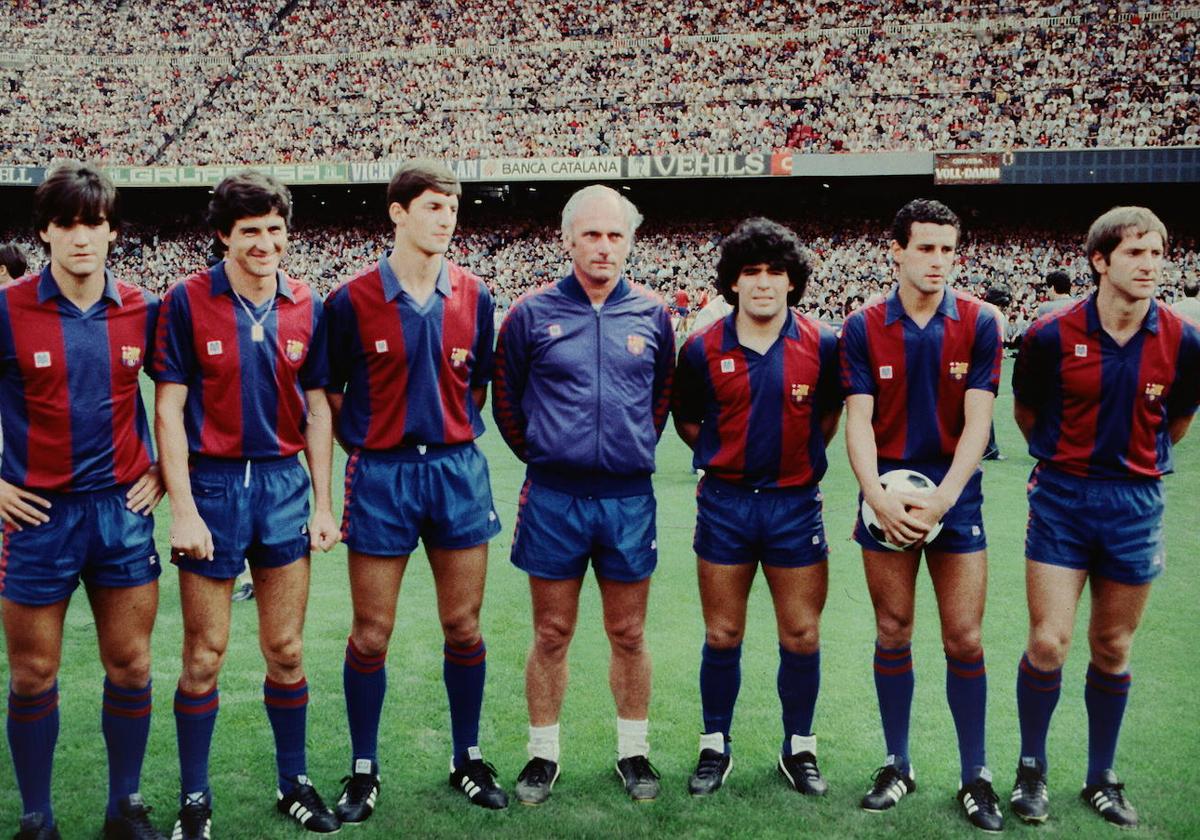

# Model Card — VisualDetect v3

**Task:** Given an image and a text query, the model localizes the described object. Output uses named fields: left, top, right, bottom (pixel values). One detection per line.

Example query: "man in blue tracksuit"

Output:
left=493, top=184, right=674, bottom=805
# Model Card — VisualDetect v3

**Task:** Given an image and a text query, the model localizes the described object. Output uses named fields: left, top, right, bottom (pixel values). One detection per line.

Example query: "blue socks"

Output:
left=264, top=677, right=309, bottom=791
left=1015, top=651, right=1061, bottom=767
left=344, top=638, right=387, bottom=769
left=699, top=643, right=741, bottom=746
left=1085, top=664, right=1130, bottom=785
left=873, top=642, right=914, bottom=771
left=946, top=653, right=987, bottom=783
left=444, top=638, right=487, bottom=764
left=102, top=678, right=152, bottom=816
left=7, top=683, right=59, bottom=824
left=175, top=685, right=219, bottom=798
left=778, top=646, right=820, bottom=747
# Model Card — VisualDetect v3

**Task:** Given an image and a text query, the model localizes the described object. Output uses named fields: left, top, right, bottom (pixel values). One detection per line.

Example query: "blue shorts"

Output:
left=510, top=481, right=657, bottom=583
left=694, top=477, right=828, bottom=567
left=853, top=461, right=987, bottom=554
left=341, top=443, right=501, bottom=557
left=1026, top=464, right=1165, bottom=585
left=0, top=485, right=159, bottom=606
left=174, top=456, right=310, bottom=580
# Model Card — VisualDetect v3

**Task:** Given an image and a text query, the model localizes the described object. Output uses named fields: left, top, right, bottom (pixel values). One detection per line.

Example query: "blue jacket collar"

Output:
left=37, top=264, right=123, bottom=306
left=559, top=271, right=630, bottom=306
left=209, top=259, right=295, bottom=303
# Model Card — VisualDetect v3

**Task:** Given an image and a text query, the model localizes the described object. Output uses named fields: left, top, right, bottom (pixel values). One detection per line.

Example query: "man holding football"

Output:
left=1009, top=207, right=1199, bottom=828
left=840, top=199, right=1005, bottom=831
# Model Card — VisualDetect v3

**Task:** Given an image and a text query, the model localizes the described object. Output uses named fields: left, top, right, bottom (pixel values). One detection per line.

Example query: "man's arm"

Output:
left=1014, top=400, right=1038, bottom=444
left=845, top=393, right=929, bottom=547
left=492, top=305, right=531, bottom=460
left=303, top=387, right=338, bottom=552
left=155, top=381, right=213, bottom=561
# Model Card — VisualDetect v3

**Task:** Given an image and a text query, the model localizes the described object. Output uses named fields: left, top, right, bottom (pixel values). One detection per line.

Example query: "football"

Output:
left=860, top=469, right=944, bottom=551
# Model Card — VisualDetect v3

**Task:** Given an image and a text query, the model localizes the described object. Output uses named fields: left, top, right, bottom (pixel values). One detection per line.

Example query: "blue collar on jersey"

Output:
left=883, top=284, right=960, bottom=326
left=1083, top=292, right=1160, bottom=336
left=208, top=259, right=296, bottom=303
left=558, top=271, right=630, bottom=306
left=37, top=264, right=123, bottom=307
left=377, top=252, right=451, bottom=303
left=718, top=308, right=800, bottom=352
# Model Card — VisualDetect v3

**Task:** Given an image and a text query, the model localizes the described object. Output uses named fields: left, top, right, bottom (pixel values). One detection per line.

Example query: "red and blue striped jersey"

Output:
left=840, top=286, right=1003, bottom=462
left=673, top=310, right=841, bottom=488
left=1014, top=295, right=1200, bottom=479
left=153, top=261, right=329, bottom=459
left=0, top=267, right=158, bottom=492
left=324, top=256, right=494, bottom=449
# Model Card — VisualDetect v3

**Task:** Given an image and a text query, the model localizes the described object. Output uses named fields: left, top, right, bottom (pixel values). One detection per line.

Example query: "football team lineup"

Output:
left=1, top=161, right=1197, bottom=840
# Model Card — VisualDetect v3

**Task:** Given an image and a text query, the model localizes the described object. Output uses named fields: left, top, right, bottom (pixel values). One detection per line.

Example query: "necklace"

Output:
left=232, top=287, right=273, bottom=342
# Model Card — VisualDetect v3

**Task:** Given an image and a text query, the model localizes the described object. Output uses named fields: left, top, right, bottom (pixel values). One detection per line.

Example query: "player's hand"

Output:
left=125, top=465, right=165, bottom=515
left=864, top=489, right=931, bottom=548
left=0, top=479, right=51, bottom=530
left=170, top=510, right=214, bottom=562
left=309, top=507, right=340, bottom=553
left=903, top=488, right=953, bottom=533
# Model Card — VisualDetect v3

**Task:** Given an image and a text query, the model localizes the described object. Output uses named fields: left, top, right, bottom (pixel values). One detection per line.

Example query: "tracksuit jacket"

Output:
left=492, top=272, right=674, bottom=497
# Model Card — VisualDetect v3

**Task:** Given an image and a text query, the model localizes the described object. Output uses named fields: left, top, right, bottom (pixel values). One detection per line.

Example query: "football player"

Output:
left=840, top=199, right=1005, bottom=831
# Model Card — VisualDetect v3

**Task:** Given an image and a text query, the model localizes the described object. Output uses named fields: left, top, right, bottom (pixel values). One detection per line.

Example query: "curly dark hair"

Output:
left=716, top=217, right=812, bottom=308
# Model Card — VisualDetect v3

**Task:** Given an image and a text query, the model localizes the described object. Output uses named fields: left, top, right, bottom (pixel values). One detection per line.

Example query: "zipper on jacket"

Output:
left=594, top=307, right=602, bottom=470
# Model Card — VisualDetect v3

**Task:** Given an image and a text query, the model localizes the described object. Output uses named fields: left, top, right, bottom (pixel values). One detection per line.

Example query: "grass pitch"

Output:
left=2, top=367, right=1199, bottom=838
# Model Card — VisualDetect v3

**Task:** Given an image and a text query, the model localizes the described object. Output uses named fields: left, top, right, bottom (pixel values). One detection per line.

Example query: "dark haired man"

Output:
left=1034, top=270, right=1075, bottom=320
left=1172, top=279, right=1200, bottom=322
left=155, top=170, right=341, bottom=837
left=840, top=199, right=1005, bottom=831
left=493, top=185, right=674, bottom=804
left=673, top=218, right=841, bottom=797
left=324, top=160, right=507, bottom=820
left=1, top=161, right=167, bottom=840
left=1010, top=207, right=1199, bottom=828
left=0, top=241, right=28, bottom=287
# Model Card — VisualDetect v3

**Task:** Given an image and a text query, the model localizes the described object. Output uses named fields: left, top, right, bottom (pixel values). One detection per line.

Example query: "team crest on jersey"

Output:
left=720, top=358, right=736, bottom=374
left=206, top=340, right=223, bottom=356
left=33, top=351, right=51, bottom=368
left=285, top=339, right=304, bottom=362
left=374, top=339, right=389, bottom=353
left=548, top=324, right=563, bottom=338
left=1074, top=344, right=1088, bottom=357
left=948, top=361, right=969, bottom=380
left=450, top=347, right=469, bottom=367
left=627, top=335, right=646, bottom=355
left=791, top=383, right=810, bottom=403
left=121, top=345, right=142, bottom=367
left=878, top=365, right=893, bottom=379
left=1144, top=382, right=1164, bottom=402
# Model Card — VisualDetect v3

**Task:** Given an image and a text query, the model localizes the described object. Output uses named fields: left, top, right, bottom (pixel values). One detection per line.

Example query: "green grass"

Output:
left=2, top=364, right=1199, bottom=838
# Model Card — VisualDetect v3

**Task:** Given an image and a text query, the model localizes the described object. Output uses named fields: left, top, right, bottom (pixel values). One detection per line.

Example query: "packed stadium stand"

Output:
left=2, top=1, right=1195, bottom=164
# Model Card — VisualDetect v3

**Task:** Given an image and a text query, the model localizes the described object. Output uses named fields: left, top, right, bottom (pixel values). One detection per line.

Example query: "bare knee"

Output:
left=1027, top=624, right=1071, bottom=670
left=532, top=617, right=575, bottom=662
left=8, top=655, right=60, bottom=696
left=875, top=611, right=914, bottom=649
left=350, top=617, right=394, bottom=659
left=606, top=620, right=646, bottom=658
left=103, top=647, right=152, bottom=688
left=1089, top=626, right=1133, bottom=673
left=942, top=626, right=983, bottom=662
left=181, top=642, right=226, bottom=691
left=441, top=612, right=481, bottom=651
left=704, top=624, right=744, bottom=650
left=779, top=623, right=820, bottom=655
left=262, top=634, right=303, bottom=674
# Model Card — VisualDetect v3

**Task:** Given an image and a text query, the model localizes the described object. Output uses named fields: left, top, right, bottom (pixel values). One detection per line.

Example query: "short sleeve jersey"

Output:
left=674, top=310, right=841, bottom=488
left=324, top=256, right=494, bottom=449
left=1013, top=295, right=1200, bottom=479
left=154, top=261, right=328, bottom=459
left=840, top=286, right=1003, bottom=462
left=0, top=268, right=158, bottom=492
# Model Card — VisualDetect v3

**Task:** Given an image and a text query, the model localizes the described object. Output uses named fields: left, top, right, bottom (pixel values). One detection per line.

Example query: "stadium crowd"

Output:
left=2, top=2, right=1195, bottom=164
left=2, top=217, right=1195, bottom=330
